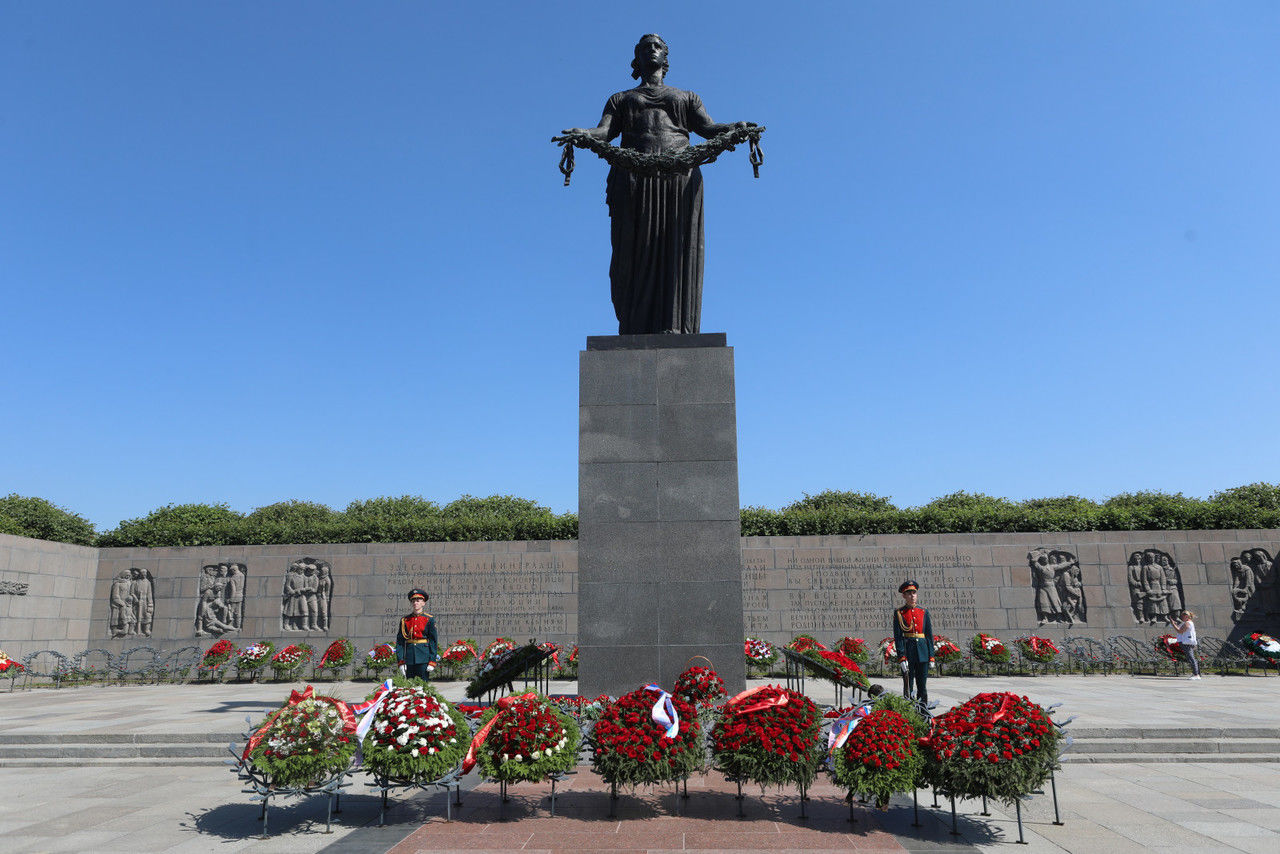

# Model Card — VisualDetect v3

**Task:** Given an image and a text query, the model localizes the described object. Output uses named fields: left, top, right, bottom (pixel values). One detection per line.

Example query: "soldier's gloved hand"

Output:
left=399, top=664, right=407, bottom=677
left=900, top=660, right=909, bottom=674
left=426, top=661, right=437, bottom=672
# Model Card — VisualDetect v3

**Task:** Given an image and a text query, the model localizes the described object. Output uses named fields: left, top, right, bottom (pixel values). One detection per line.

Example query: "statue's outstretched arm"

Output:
left=688, top=100, right=756, bottom=139
left=562, top=109, right=617, bottom=142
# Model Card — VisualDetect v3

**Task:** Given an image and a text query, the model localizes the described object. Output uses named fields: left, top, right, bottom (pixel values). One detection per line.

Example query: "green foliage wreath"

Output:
left=361, top=679, right=468, bottom=782
left=472, top=695, right=580, bottom=784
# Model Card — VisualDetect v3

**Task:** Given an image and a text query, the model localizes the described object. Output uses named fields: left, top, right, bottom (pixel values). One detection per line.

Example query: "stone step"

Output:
left=1071, top=727, right=1280, bottom=739
left=1066, top=737, right=1279, bottom=754
left=0, top=743, right=232, bottom=759
left=0, top=757, right=230, bottom=767
left=0, top=732, right=242, bottom=745
left=1061, top=752, right=1280, bottom=764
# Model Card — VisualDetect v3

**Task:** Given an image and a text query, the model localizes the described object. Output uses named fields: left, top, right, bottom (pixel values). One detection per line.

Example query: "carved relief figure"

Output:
left=109, top=570, right=133, bottom=637
left=110, top=567, right=154, bottom=638
left=1028, top=548, right=1087, bottom=625
left=1230, top=556, right=1255, bottom=622
left=1126, top=549, right=1182, bottom=625
left=195, top=562, right=247, bottom=636
left=281, top=557, right=331, bottom=632
left=1231, top=548, right=1276, bottom=623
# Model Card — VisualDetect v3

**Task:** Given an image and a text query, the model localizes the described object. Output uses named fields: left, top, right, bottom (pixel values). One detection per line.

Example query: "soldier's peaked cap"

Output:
left=898, top=580, right=919, bottom=593
left=407, top=588, right=428, bottom=601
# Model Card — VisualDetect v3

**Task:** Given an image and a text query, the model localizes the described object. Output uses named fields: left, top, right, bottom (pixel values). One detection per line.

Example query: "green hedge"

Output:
left=7, top=484, right=1280, bottom=547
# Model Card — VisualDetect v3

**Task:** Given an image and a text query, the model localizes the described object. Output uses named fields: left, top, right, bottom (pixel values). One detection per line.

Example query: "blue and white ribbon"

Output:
left=644, top=683, right=680, bottom=739
left=828, top=702, right=873, bottom=752
left=353, top=678, right=396, bottom=741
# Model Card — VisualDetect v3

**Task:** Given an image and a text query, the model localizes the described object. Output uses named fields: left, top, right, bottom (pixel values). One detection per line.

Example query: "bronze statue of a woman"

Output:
left=561, top=35, right=758, bottom=335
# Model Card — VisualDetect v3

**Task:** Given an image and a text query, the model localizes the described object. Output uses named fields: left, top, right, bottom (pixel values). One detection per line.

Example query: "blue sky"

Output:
left=3, top=2, right=1278, bottom=531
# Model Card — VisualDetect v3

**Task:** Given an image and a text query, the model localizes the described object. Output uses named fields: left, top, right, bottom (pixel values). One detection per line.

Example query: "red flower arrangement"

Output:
left=830, top=709, right=923, bottom=809
left=555, top=644, right=579, bottom=678
left=710, top=685, right=823, bottom=789
left=674, top=664, right=727, bottom=709
left=970, top=633, right=1010, bottom=665
left=552, top=693, right=611, bottom=723
left=786, top=634, right=828, bottom=653
left=0, top=651, right=24, bottom=674
left=836, top=637, right=869, bottom=663
left=318, top=638, right=354, bottom=671
left=481, top=637, right=517, bottom=665
left=878, top=637, right=897, bottom=664
left=1242, top=633, right=1280, bottom=662
left=363, top=643, right=398, bottom=676
left=1154, top=634, right=1188, bottom=662
left=442, top=640, right=478, bottom=665
left=1016, top=636, right=1060, bottom=664
left=363, top=679, right=468, bottom=782
left=805, top=649, right=870, bottom=691
left=467, top=693, right=581, bottom=783
left=271, top=643, right=314, bottom=676
left=919, top=691, right=1061, bottom=804
left=932, top=636, right=963, bottom=665
left=200, top=639, right=235, bottom=673
left=744, top=637, right=778, bottom=671
left=591, top=687, right=704, bottom=787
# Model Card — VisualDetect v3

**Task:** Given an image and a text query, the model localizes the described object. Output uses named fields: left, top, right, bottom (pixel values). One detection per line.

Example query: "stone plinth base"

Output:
left=577, top=334, right=746, bottom=698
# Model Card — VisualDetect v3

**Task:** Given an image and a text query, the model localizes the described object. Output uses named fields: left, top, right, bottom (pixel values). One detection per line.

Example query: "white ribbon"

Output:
left=644, top=683, right=680, bottom=739
left=354, top=678, right=396, bottom=741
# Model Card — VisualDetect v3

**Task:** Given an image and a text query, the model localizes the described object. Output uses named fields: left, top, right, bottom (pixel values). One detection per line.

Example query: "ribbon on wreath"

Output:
left=242, top=685, right=355, bottom=761
left=461, top=692, right=538, bottom=774
left=828, top=702, right=873, bottom=753
left=644, top=684, right=680, bottom=739
left=724, top=684, right=789, bottom=717
left=348, top=678, right=396, bottom=741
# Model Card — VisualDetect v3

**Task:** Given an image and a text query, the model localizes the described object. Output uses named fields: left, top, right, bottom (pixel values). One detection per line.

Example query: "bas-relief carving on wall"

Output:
left=281, top=557, right=332, bottom=632
left=109, top=567, right=154, bottom=638
left=0, top=581, right=29, bottom=595
left=1230, top=548, right=1277, bottom=623
left=194, top=561, right=247, bottom=637
left=1027, top=548, right=1086, bottom=625
left=1125, top=549, right=1184, bottom=625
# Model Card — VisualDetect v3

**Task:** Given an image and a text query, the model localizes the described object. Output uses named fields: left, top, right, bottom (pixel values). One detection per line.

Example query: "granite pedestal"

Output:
left=577, top=333, right=746, bottom=698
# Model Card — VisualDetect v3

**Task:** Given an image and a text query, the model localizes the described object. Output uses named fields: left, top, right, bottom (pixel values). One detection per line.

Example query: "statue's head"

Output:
left=631, top=33, right=669, bottom=80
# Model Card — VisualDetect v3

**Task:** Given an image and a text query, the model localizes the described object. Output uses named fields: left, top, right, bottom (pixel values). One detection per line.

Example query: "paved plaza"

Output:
left=0, top=673, right=1277, bottom=853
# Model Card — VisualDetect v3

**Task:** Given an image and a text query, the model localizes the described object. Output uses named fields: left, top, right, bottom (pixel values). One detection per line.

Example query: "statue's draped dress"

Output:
left=602, top=85, right=706, bottom=334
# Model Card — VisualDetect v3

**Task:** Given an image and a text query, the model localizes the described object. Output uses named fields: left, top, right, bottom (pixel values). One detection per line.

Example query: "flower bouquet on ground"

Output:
left=970, top=634, right=1010, bottom=666
left=554, top=645, right=579, bottom=679
left=918, top=691, right=1061, bottom=805
left=538, top=641, right=560, bottom=671
left=243, top=686, right=358, bottom=788
left=836, top=637, right=869, bottom=664
left=591, top=686, right=704, bottom=788
left=1242, top=633, right=1280, bottom=664
left=362, top=678, right=468, bottom=782
left=830, top=708, right=923, bottom=809
left=235, top=641, right=275, bottom=679
left=440, top=639, right=478, bottom=679
left=933, top=637, right=963, bottom=671
left=316, top=638, right=354, bottom=678
left=786, top=634, right=828, bottom=653
left=465, top=693, right=580, bottom=784
left=744, top=637, right=777, bottom=675
left=465, top=641, right=552, bottom=699
left=198, top=640, right=235, bottom=680
left=1016, top=636, right=1060, bottom=665
left=360, top=643, right=398, bottom=679
left=1155, top=635, right=1183, bottom=662
left=711, top=685, right=824, bottom=792
left=270, top=643, right=314, bottom=680
left=674, top=662, right=728, bottom=711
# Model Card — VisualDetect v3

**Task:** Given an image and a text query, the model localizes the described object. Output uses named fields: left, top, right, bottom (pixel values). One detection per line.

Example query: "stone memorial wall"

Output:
left=1, top=528, right=1277, bottom=664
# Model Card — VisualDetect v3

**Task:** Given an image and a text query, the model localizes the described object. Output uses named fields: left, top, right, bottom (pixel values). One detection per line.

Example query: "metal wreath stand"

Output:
left=227, top=717, right=353, bottom=839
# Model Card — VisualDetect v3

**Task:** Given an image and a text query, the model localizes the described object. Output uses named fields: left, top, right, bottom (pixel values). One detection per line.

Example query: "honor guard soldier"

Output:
left=892, top=579, right=934, bottom=710
left=396, top=588, right=439, bottom=680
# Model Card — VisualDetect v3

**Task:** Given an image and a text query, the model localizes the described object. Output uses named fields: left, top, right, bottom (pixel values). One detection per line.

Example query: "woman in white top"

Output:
left=1169, top=609, right=1200, bottom=679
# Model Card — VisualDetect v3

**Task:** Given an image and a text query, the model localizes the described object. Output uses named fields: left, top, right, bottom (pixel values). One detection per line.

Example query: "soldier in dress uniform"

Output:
left=892, top=579, right=934, bottom=710
left=395, top=588, right=439, bottom=681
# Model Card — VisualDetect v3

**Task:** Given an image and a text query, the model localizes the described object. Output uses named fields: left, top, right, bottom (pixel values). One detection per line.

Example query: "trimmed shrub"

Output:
left=0, top=495, right=96, bottom=546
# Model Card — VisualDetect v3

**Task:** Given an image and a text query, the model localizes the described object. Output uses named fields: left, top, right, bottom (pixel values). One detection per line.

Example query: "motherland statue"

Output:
left=556, top=34, right=763, bottom=335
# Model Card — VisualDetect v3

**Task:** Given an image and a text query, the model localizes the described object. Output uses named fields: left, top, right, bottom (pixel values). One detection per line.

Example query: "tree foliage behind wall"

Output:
left=6, top=484, right=1279, bottom=547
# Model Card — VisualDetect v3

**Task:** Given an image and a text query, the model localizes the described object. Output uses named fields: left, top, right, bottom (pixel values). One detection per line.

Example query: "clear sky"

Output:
left=3, top=2, right=1278, bottom=532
